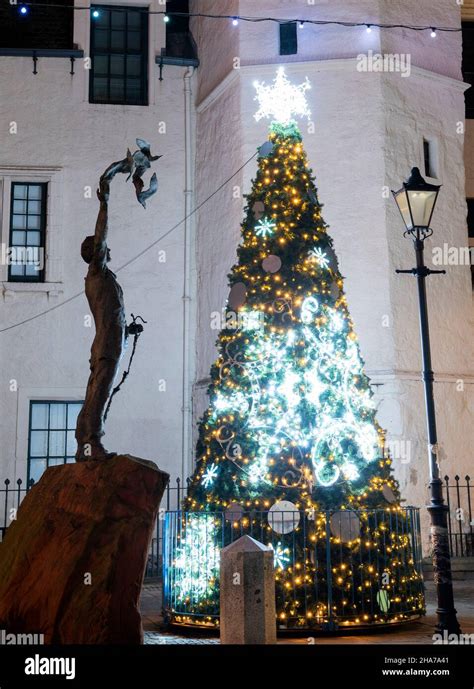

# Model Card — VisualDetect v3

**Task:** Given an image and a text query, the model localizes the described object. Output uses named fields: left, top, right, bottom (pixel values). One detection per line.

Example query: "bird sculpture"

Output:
left=100, top=138, right=161, bottom=208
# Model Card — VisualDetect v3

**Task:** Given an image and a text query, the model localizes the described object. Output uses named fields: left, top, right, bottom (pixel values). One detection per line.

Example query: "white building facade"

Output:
left=0, top=0, right=473, bottom=550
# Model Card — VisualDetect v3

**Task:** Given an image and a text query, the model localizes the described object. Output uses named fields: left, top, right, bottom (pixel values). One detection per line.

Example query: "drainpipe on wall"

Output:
left=181, top=65, right=195, bottom=482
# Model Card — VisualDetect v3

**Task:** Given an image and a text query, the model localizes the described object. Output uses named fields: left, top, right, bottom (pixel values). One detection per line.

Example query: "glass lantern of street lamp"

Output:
left=392, top=167, right=441, bottom=233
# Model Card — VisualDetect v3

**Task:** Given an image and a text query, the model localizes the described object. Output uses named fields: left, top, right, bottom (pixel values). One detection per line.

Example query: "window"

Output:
left=462, top=22, right=474, bottom=119
left=466, top=199, right=474, bottom=288
left=28, top=401, right=83, bottom=483
left=279, top=21, right=297, bottom=56
left=9, top=182, right=47, bottom=282
left=164, top=0, right=197, bottom=60
left=423, top=138, right=437, bottom=179
left=89, top=5, right=148, bottom=105
left=467, top=198, right=474, bottom=239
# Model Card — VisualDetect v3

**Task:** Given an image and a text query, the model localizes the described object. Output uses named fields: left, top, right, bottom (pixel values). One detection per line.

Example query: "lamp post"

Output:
left=392, top=167, right=461, bottom=634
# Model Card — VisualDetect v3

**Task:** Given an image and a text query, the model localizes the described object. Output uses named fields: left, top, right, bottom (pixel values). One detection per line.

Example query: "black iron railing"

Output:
left=0, top=475, right=189, bottom=577
left=145, top=477, right=191, bottom=579
left=1, top=474, right=472, bottom=580
left=444, top=475, right=473, bottom=557
left=0, top=478, right=35, bottom=541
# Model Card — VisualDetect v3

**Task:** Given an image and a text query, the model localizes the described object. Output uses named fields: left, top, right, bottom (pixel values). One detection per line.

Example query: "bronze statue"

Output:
left=75, top=139, right=161, bottom=462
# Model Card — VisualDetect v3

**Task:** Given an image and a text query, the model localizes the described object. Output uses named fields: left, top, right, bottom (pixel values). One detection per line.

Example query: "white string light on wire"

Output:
left=13, top=3, right=464, bottom=35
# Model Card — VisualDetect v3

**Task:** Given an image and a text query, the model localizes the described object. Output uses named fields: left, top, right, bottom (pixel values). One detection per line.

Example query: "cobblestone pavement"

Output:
left=141, top=580, right=474, bottom=645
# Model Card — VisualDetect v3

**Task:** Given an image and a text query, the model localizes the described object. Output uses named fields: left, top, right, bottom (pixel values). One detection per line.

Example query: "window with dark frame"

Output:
left=9, top=182, right=47, bottom=282
left=279, top=21, right=297, bottom=56
left=28, top=401, right=83, bottom=483
left=423, top=139, right=433, bottom=178
left=89, top=5, right=148, bottom=105
left=467, top=198, right=474, bottom=239
left=462, top=22, right=474, bottom=119
left=165, top=0, right=197, bottom=60
left=466, top=198, right=474, bottom=289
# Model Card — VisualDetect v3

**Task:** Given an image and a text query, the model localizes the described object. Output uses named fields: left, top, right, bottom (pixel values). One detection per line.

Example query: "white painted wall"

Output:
left=466, top=122, right=474, bottom=198
left=0, top=0, right=196, bottom=489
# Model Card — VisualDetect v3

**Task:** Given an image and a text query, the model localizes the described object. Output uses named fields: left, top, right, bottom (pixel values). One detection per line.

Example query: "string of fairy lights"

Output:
left=12, top=3, right=465, bottom=37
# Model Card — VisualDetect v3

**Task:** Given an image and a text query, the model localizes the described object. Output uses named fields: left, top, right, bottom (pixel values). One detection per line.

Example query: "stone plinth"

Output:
left=220, top=535, right=276, bottom=645
left=0, top=454, right=168, bottom=644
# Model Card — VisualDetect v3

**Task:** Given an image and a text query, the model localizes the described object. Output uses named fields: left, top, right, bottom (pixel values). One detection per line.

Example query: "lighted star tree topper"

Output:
left=253, top=66, right=311, bottom=127
left=167, top=67, right=425, bottom=630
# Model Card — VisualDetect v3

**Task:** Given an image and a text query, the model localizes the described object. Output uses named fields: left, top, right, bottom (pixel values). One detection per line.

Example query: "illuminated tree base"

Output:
left=165, top=611, right=425, bottom=632
left=163, top=508, right=426, bottom=633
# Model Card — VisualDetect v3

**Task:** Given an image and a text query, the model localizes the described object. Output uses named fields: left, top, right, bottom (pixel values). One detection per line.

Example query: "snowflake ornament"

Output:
left=255, top=217, right=276, bottom=237
left=273, top=542, right=291, bottom=570
left=202, top=463, right=219, bottom=488
left=308, top=247, right=330, bottom=269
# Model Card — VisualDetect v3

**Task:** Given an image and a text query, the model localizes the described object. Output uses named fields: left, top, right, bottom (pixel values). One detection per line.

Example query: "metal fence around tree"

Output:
left=145, top=478, right=191, bottom=579
left=162, top=507, right=425, bottom=631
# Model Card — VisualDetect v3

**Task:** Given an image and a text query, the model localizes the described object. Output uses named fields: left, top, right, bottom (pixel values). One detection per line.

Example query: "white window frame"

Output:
left=0, top=166, right=64, bottom=298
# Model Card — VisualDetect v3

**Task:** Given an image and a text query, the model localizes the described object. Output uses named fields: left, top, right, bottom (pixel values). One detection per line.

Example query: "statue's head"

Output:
left=81, top=236, right=111, bottom=263
left=81, top=236, right=94, bottom=263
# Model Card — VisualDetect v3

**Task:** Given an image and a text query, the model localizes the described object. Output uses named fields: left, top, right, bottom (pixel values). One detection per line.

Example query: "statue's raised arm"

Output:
left=90, top=181, right=110, bottom=270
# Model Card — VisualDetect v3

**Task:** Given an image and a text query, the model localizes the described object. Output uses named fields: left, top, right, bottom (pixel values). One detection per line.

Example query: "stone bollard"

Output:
left=220, top=535, right=277, bottom=644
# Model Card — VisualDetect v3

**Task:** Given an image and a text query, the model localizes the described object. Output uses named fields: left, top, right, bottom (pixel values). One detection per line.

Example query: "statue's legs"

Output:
left=75, top=356, right=121, bottom=461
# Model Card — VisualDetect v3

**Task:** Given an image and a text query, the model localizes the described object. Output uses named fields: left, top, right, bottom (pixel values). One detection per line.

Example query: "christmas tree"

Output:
left=166, top=68, right=425, bottom=630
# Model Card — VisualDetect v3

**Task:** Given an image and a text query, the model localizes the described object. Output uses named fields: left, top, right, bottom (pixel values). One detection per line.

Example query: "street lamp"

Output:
left=392, top=167, right=461, bottom=635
